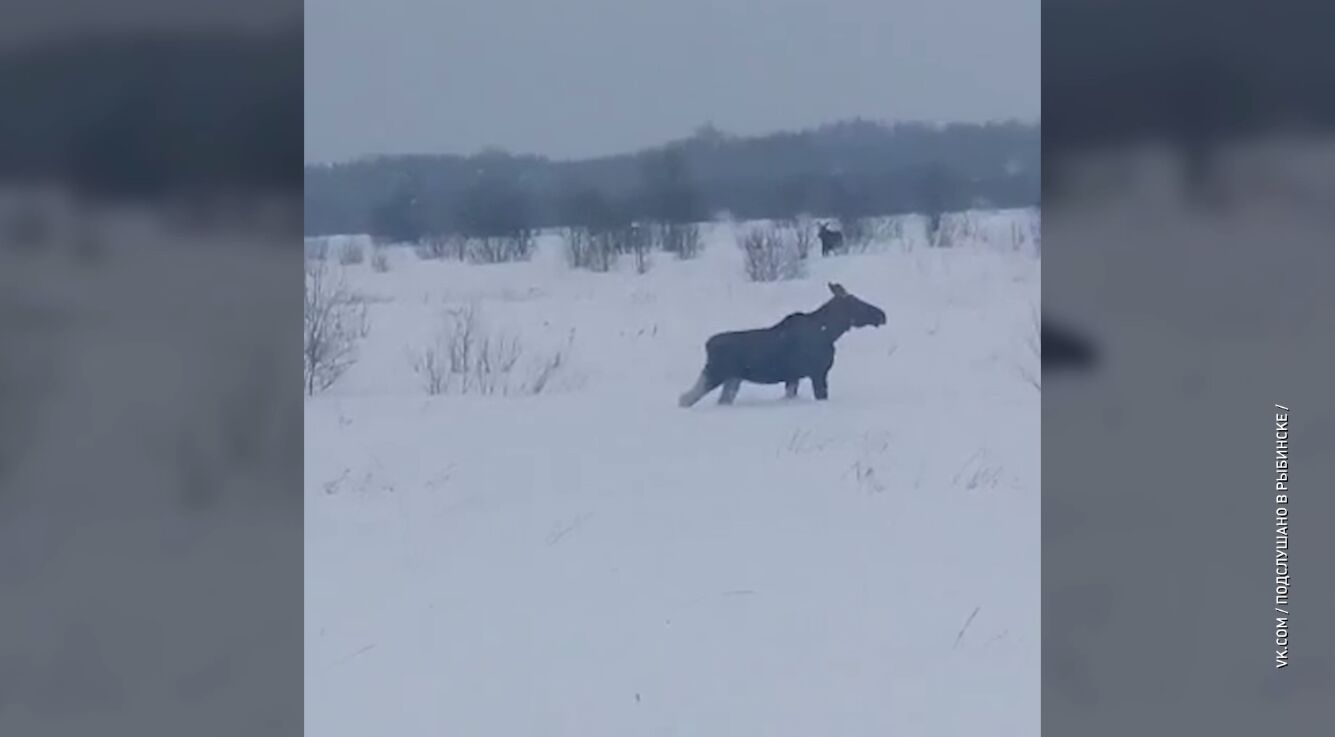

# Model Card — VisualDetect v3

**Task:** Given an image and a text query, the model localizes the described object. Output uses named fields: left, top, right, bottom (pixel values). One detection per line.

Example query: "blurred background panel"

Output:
left=0, top=4, right=303, bottom=737
left=1043, top=0, right=1335, bottom=734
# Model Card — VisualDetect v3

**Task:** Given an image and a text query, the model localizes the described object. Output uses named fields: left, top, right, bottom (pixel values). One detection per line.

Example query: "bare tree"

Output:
left=560, top=188, right=642, bottom=272
left=303, top=260, right=369, bottom=396
left=778, top=215, right=816, bottom=258
left=739, top=224, right=806, bottom=282
left=416, top=233, right=466, bottom=261
left=408, top=305, right=575, bottom=396
left=564, top=227, right=611, bottom=271
left=659, top=222, right=702, bottom=260
left=918, top=163, right=956, bottom=247
left=629, top=225, right=654, bottom=274
left=408, top=305, right=513, bottom=395
left=407, top=340, right=450, bottom=395
left=466, top=234, right=535, bottom=264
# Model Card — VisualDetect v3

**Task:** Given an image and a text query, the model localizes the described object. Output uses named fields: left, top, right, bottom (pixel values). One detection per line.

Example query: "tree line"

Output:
left=305, top=119, right=1039, bottom=241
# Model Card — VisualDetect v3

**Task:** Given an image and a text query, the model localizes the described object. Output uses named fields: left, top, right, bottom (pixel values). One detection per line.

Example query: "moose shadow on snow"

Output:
left=679, top=282, right=886, bottom=407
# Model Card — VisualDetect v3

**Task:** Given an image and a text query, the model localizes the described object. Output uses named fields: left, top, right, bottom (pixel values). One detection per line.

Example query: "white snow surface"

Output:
left=306, top=211, right=1041, bottom=736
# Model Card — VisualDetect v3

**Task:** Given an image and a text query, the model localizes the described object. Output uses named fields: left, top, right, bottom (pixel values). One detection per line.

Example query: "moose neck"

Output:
left=811, top=300, right=854, bottom=341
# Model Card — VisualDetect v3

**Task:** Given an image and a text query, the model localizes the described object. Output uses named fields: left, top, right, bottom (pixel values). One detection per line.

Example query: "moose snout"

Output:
left=872, top=309, right=887, bottom=326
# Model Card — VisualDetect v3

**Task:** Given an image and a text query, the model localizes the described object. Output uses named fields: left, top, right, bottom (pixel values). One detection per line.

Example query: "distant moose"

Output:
left=818, top=222, right=845, bottom=256
left=678, top=282, right=887, bottom=407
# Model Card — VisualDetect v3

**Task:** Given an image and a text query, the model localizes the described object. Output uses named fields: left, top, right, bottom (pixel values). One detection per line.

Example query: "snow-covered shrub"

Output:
left=740, top=224, right=806, bottom=282
left=337, top=241, right=365, bottom=265
left=304, top=260, right=369, bottom=395
left=466, top=234, right=535, bottom=264
left=416, top=234, right=467, bottom=261
left=566, top=224, right=654, bottom=274
left=658, top=222, right=702, bottom=260
left=838, top=216, right=874, bottom=250
left=777, top=215, right=816, bottom=259
left=408, top=305, right=574, bottom=396
left=565, top=227, right=617, bottom=272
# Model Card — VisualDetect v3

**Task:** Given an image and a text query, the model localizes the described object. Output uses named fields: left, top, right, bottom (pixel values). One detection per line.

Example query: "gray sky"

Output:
left=305, top=0, right=1038, bottom=163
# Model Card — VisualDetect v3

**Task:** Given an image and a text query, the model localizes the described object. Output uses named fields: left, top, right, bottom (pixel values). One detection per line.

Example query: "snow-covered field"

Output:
left=305, top=210, right=1041, bottom=736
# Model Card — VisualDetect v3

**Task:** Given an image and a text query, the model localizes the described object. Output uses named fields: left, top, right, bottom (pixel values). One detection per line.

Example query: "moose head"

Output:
left=823, top=282, right=886, bottom=328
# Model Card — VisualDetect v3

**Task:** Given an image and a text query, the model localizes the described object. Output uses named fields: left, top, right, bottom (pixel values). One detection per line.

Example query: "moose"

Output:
left=818, top=222, right=845, bottom=256
left=678, top=282, right=887, bottom=407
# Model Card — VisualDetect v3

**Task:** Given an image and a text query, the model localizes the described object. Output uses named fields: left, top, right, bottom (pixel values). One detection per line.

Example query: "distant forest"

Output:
left=304, top=120, right=1039, bottom=240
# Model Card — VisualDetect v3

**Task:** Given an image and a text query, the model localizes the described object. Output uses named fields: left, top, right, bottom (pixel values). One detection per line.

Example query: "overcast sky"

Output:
left=305, top=0, right=1038, bottom=163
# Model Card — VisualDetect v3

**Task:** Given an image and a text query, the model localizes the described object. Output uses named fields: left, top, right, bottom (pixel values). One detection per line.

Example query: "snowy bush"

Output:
left=778, top=215, right=816, bottom=259
left=416, top=234, right=467, bottom=261
left=881, top=216, right=906, bottom=248
left=740, top=224, right=806, bottom=282
left=408, top=340, right=450, bottom=396
left=850, top=216, right=902, bottom=250
left=839, top=216, right=874, bottom=250
left=304, top=260, right=369, bottom=395
left=622, top=222, right=653, bottom=257
left=628, top=227, right=654, bottom=274
left=566, top=224, right=654, bottom=274
left=926, top=211, right=945, bottom=247
left=565, top=227, right=617, bottom=272
left=370, top=248, right=391, bottom=273
left=658, top=222, right=702, bottom=260
left=935, top=211, right=986, bottom=249
left=408, top=305, right=574, bottom=396
left=338, top=241, right=365, bottom=265
left=466, top=234, right=535, bottom=264
left=631, top=242, right=653, bottom=274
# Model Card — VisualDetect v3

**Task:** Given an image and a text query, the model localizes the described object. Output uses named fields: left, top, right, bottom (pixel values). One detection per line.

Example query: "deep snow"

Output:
left=306, top=211, right=1040, bottom=736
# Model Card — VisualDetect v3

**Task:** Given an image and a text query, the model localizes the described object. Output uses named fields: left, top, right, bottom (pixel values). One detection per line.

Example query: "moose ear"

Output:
left=828, top=282, right=847, bottom=296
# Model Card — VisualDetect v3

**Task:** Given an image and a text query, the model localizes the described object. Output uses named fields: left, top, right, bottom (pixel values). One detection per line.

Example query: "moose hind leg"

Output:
left=718, top=379, right=741, bottom=405
left=678, top=371, right=721, bottom=408
left=812, top=373, right=829, bottom=401
left=784, top=380, right=799, bottom=399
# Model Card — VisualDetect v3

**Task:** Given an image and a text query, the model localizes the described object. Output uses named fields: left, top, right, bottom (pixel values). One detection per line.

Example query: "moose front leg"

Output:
left=811, top=372, right=829, bottom=401
left=784, top=380, right=800, bottom=399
